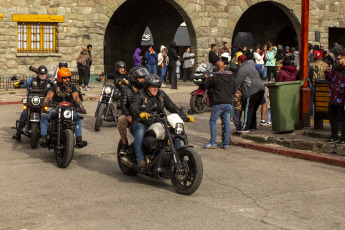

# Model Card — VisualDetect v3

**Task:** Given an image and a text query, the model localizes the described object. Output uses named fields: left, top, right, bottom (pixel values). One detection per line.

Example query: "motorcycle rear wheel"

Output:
left=55, top=129, right=75, bottom=168
left=30, top=123, right=39, bottom=149
left=95, top=103, right=106, bottom=131
left=170, top=147, right=203, bottom=195
left=117, top=140, right=138, bottom=176
left=190, top=95, right=207, bottom=114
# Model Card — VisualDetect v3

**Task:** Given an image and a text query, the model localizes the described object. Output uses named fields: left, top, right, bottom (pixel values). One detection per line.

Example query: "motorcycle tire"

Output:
left=190, top=95, right=207, bottom=114
left=117, top=140, right=138, bottom=176
left=95, top=103, right=106, bottom=132
left=55, top=129, right=75, bottom=168
left=30, top=123, right=39, bottom=149
left=170, top=147, right=203, bottom=195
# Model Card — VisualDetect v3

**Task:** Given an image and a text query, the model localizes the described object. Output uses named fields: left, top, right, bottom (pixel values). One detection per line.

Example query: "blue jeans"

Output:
left=233, top=110, right=242, bottom=131
left=17, top=110, right=27, bottom=132
left=146, top=64, right=157, bottom=74
left=40, top=109, right=82, bottom=137
left=159, top=63, right=167, bottom=83
left=131, top=122, right=148, bottom=162
left=209, top=104, right=232, bottom=145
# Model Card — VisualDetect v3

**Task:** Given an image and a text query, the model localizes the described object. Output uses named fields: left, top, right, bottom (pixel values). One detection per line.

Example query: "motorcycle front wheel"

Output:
left=170, top=147, right=203, bottom=195
left=95, top=103, right=106, bottom=131
left=30, top=123, right=39, bottom=149
left=190, top=95, right=207, bottom=114
left=55, top=129, right=75, bottom=168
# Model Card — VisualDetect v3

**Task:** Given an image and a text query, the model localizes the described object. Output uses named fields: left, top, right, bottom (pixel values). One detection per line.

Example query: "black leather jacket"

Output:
left=119, top=84, right=137, bottom=117
left=129, top=88, right=184, bottom=126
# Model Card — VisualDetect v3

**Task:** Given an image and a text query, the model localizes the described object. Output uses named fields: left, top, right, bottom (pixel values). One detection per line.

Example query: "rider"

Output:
left=118, top=66, right=148, bottom=154
left=39, top=68, right=87, bottom=148
left=52, top=61, right=68, bottom=80
left=98, top=61, right=129, bottom=85
left=129, top=74, right=194, bottom=169
left=12, top=66, right=52, bottom=142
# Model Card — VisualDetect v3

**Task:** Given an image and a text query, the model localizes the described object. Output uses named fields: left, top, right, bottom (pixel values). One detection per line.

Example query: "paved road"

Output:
left=1, top=87, right=345, bottom=229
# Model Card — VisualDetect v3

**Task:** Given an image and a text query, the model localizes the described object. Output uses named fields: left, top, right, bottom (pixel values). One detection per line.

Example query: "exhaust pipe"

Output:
left=121, top=157, right=134, bottom=168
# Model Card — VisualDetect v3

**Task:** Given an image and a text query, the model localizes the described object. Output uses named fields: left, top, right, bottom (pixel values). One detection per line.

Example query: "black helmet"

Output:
left=37, top=66, right=48, bottom=74
left=129, top=67, right=148, bottom=89
left=115, top=61, right=126, bottom=73
left=144, top=74, right=161, bottom=88
left=59, top=61, right=68, bottom=68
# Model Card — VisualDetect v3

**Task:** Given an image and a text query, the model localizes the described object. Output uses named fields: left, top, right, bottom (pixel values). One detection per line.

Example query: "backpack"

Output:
left=76, top=53, right=87, bottom=65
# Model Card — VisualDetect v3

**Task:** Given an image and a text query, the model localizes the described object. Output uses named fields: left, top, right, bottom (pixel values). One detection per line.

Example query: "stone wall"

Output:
left=0, top=0, right=344, bottom=76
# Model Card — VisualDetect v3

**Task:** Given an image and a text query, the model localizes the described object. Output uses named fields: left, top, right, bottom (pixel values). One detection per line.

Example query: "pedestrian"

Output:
left=324, top=52, right=345, bottom=144
left=265, top=45, right=277, bottom=82
left=202, top=61, right=235, bottom=149
left=277, top=57, right=297, bottom=82
left=87, top=44, right=93, bottom=70
left=133, top=48, right=142, bottom=66
left=313, top=50, right=328, bottom=81
left=275, top=45, right=285, bottom=71
left=218, top=41, right=230, bottom=58
left=293, top=46, right=300, bottom=68
left=167, top=41, right=178, bottom=89
left=157, top=45, right=169, bottom=87
left=208, top=44, right=219, bottom=66
left=235, top=46, right=243, bottom=65
left=254, top=47, right=266, bottom=78
left=76, top=45, right=92, bottom=91
left=176, top=56, right=181, bottom=84
left=233, top=87, right=243, bottom=132
left=182, top=47, right=195, bottom=82
left=235, top=55, right=265, bottom=132
left=145, top=44, right=158, bottom=74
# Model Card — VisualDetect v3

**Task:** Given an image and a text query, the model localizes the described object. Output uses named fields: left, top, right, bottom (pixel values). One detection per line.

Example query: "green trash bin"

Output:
left=266, top=80, right=305, bottom=132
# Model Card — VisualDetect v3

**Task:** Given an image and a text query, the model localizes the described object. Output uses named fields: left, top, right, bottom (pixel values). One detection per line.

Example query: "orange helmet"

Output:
left=57, top=68, right=72, bottom=84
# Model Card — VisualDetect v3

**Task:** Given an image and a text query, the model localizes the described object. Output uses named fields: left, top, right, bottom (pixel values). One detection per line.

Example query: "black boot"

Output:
left=119, top=143, right=128, bottom=155
left=76, top=136, right=87, bottom=148
left=39, top=135, right=47, bottom=147
left=12, top=132, right=21, bottom=142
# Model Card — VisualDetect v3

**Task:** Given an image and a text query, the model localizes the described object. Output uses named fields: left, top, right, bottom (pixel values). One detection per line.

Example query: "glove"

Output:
left=186, top=116, right=195, bottom=123
left=139, top=112, right=150, bottom=120
left=14, top=82, right=21, bottom=88
left=78, top=106, right=87, bottom=114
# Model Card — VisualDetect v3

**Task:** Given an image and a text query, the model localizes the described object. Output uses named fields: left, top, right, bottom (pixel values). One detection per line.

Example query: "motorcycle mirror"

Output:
left=187, top=109, right=195, bottom=115
left=11, top=76, right=18, bottom=81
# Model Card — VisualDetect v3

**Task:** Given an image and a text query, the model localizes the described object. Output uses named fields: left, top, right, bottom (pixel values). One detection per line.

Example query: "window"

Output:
left=17, top=22, right=57, bottom=53
left=13, top=14, right=64, bottom=53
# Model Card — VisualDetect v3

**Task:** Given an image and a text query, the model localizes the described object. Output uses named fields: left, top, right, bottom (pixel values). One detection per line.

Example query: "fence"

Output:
left=0, top=71, right=79, bottom=90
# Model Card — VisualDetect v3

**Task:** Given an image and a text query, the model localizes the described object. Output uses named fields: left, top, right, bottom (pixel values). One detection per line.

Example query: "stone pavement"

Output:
left=1, top=81, right=345, bottom=167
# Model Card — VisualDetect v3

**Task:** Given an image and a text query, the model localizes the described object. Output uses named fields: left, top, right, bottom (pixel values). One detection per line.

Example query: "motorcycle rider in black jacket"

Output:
left=12, top=66, right=52, bottom=141
left=98, top=61, right=129, bottom=85
left=118, top=66, right=149, bottom=154
left=129, top=74, right=194, bottom=169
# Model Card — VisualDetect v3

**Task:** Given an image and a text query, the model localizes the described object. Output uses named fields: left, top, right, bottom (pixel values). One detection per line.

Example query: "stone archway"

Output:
left=232, top=1, right=301, bottom=49
left=104, top=0, right=197, bottom=72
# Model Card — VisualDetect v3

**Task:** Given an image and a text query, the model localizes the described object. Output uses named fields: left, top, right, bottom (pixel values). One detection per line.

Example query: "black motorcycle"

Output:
left=118, top=112, right=203, bottom=195
left=94, top=75, right=123, bottom=131
left=44, top=102, right=79, bottom=168
left=12, top=77, right=46, bottom=149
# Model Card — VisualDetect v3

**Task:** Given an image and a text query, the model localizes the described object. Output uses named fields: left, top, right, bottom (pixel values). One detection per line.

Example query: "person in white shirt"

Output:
left=254, top=48, right=267, bottom=79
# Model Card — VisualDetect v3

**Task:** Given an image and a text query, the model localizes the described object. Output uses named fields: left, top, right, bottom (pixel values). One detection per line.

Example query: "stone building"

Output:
left=0, top=0, right=344, bottom=76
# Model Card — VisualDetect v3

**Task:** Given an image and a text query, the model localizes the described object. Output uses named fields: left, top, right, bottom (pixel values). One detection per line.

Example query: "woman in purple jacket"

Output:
left=133, top=48, right=142, bottom=66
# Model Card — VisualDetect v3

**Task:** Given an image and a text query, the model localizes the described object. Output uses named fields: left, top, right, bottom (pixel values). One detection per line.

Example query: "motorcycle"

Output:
left=44, top=102, right=80, bottom=168
left=118, top=111, right=203, bottom=195
left=12, top=76, right=46, bottom=149
left=94, top=74, right=123, bottom=131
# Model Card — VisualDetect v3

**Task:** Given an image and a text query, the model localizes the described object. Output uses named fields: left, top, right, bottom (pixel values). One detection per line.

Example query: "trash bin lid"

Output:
left=265, top=79, right=306, bottom=87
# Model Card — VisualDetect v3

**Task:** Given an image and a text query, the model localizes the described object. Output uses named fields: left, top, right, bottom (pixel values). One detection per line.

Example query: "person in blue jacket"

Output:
left=145, top=44, right=158, bottom=74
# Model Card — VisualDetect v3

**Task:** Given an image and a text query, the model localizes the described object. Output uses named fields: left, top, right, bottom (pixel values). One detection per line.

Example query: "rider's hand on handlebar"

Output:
left=14, top=81, right=21, bottom=88
left=78, top=106, right=87, bottom=114
left=186, top=115, right=195, bottom=123
left=139, top=112, right=150, bottom=120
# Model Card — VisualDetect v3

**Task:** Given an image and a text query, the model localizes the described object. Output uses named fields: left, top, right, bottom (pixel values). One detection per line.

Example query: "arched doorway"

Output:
left=104, top=0, right=197, bottom=72
left=232, top=1, right=300, bottom=49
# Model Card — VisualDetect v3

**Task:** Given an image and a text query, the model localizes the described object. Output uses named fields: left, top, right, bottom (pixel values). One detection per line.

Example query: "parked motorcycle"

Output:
left=94, top=74, right=123, bottom=131
left=118, top=112, right=203, bottom=195
left=12, top=76, right=46, bottom=149
left=44, top=102, right=80, bottom=168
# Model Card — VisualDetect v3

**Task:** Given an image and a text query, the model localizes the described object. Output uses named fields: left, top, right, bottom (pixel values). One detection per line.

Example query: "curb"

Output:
left=231, top=137, right=345, bottom=168
left=0, top=96, right=100, bottom=106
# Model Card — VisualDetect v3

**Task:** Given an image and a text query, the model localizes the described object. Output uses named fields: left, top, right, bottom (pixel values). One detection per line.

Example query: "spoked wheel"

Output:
left=170, top=147, right=203, bottom=195
left=30, top=123, right=39, bottom=149
left=190, top=95, right=207, bottom=114
left=117, top=140, right=138, bottom=176
left=55, top=129, right=75, bottom=168
left=95, top=103, right=106, bottom=131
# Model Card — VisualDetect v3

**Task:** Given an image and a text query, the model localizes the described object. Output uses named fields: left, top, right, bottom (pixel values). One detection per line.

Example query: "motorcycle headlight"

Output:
left=175, top=123, right=184, bottom=135
left=31, top=96, right=40, bottom=106
left=22, top=98, right=27, bottom=104
left=104, top=86, right=112, bottom=94
left=63, top=110, right=72, bottom=119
